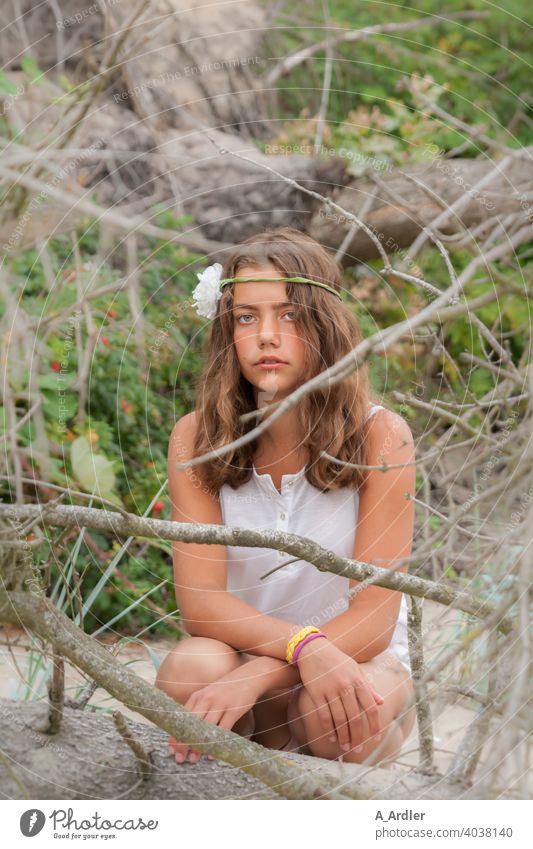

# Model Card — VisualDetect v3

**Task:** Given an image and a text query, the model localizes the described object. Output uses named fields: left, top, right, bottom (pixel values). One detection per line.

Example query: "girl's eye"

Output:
left=235, top=311, right=297, bottom=324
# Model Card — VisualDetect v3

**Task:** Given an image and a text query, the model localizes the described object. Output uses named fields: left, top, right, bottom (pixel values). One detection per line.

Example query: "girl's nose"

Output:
left=257, top=317, right=281, bottom=342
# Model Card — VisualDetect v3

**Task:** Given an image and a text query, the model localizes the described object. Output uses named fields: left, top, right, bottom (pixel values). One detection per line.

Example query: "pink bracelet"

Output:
left=291, top=632, right=327, bottom=665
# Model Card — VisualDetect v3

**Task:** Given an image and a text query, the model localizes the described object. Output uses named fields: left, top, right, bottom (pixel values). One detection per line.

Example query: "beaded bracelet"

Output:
left=285, top=625, right=323, bottom=665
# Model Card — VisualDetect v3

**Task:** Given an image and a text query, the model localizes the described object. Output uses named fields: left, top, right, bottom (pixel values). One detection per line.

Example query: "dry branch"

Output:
left=0, top=589, right=365, bottom=800
left=263, top=12, right=490, bottom=85
left=0, top=697, right=469, bottom=800
left=0, top=502, right=517, bottom=635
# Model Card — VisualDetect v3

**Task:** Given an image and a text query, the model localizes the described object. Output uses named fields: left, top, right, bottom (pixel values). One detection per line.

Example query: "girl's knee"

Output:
left=172, top=636, right=240, bottom=661
left=155, top=636, right=241, bottom=698
left=288, top=686, right=403, bottom=763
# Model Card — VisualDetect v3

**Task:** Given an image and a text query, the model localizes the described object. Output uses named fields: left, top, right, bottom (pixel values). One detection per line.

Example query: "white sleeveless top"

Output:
left=219, top=403, right=411, bottom=673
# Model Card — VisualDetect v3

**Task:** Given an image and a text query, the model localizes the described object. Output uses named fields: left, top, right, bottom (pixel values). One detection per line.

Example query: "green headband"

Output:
left=220, top=275, right=342, bottom=300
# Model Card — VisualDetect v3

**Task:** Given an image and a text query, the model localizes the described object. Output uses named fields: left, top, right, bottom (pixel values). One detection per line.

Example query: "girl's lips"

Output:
left=255, top=361, right=287, bottom=369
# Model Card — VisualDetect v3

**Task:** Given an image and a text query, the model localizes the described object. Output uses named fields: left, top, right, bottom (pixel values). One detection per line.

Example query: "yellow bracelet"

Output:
left=285, top=626, right=322, bottom=665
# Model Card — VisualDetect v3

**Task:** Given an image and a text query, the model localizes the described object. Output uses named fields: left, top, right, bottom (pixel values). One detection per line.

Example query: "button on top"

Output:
left=280, top=512, right=286, bottom=520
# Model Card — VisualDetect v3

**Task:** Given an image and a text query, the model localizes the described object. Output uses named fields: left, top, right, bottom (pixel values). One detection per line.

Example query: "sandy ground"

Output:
left=1, top=599, right=530, bottom=798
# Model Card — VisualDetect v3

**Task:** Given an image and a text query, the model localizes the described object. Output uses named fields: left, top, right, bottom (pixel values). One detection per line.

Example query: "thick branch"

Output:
left=0, top=503, right=517, bottom=634
left=0, top=697, right=468, bottom=800
left=309, top=155, right=533, bottom=262
left=0, top=589, right=364, bottom=800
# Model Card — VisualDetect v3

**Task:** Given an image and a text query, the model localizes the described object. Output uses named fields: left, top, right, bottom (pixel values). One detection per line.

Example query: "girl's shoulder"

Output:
left=170, top=409, right=199, bottom=443
left=366, top=402, right=385, bottom=419
left=365, top=403, right=415, bottom=456
left=168, top=411, right=197, bottom=474
left=168, top=411, right=221, bottom=512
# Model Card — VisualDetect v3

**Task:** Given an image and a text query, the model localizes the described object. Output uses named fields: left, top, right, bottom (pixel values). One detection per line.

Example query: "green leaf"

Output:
left=0, top=70, right=21, bottom=95
left=99, top=489, right=123, bottom=507
left=78, top=453, right=116, bottom=495
left=41, top=389, right=78, bottom=425
left=71, top=436, right=116, bottom=495
left=71, top=435, right=91, bottom=471
left=359, top=85, right=387, bottom=103
left=38, top=373, right=76, bottom=391
left=21, top=54, right=43, bottom=85
left=91, top=580, right=168, bottom=638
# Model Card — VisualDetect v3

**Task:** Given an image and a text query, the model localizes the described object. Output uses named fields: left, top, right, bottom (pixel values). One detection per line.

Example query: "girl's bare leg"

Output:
left=156, top=643, right=415, bottom=765
left=286, top=650, right=416, bottom=766
left=155, top=636, right=255, bottom=762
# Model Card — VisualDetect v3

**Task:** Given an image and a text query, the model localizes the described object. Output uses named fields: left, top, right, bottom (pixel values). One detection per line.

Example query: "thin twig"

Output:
left=408, top=596, right=435, bottom=774
left=264, top=11, right=490, bottom=85
left=45, top=651, right=64, bottom=735
left=112, top=709, right=153, bottom=781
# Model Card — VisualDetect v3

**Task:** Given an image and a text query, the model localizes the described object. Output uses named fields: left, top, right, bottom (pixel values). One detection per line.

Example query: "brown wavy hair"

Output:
left=191, top=227, right=383, bottom=493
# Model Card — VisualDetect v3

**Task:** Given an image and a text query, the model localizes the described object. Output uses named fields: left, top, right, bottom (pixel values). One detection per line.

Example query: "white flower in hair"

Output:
left=192, top=262, right=223, bottom=319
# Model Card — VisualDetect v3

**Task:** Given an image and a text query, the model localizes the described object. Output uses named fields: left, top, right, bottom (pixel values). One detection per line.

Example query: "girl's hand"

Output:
left=168, top=664, right=263, bottom=765
left=296, top=638, right=385, bottom=752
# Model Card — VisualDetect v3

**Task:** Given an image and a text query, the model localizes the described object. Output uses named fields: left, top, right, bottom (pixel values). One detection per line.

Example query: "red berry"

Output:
left=101, top=335, right=110, bottom=347
left=152, top=500, right=165, bottom=512
left=51, top=361, right=61, bottom=372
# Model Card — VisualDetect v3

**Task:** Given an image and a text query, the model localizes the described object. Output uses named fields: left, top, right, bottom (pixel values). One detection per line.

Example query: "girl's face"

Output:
left=231, top=264, right=308, bottom=404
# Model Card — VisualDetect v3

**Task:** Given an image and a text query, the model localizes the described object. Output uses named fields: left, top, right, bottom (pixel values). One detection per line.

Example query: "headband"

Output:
left=192, top=263, right=342, bottom=320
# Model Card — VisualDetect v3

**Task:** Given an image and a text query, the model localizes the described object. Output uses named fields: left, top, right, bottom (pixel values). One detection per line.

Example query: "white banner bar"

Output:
left=2, top=799, right=529, bottom=848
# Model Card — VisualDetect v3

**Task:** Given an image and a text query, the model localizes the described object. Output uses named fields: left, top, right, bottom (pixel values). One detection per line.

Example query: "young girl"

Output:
left=156, top=227, right=416, bottom=767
